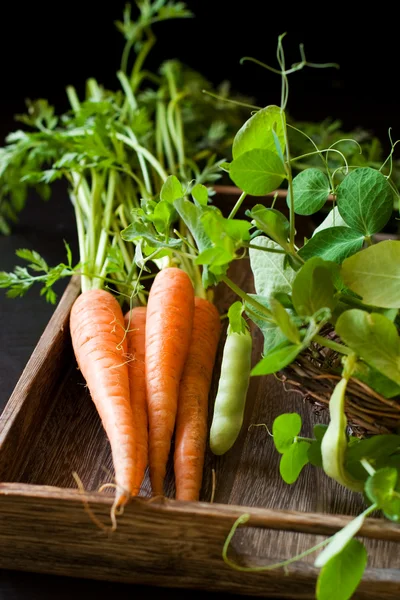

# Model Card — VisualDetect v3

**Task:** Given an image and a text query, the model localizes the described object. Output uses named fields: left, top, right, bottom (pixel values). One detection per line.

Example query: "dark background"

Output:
left=1, top=1, right=399, bottom=144
left=0, top=3, right=397, bottom=599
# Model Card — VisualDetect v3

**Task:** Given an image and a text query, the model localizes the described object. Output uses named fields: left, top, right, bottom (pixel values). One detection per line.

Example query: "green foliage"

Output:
left=341, top=241, right=400, bottom=308
left=336, top=310, right=400, bottom=385
left=229, top=149, right=286, bottom=196
left=232, top=105, right=286, bottom=159
left=336, top=167, right=393, bottom=236
left=249, top=236, right=296, bottom=300
left=291, top=168, right=330, bottom=215
left=291, top=257, right=336, bottom=316
left=299, top=227, right=364, bottom=263
left=316, top=539, right=367, bottom=600
left=247, top=205, right=290, bottom=249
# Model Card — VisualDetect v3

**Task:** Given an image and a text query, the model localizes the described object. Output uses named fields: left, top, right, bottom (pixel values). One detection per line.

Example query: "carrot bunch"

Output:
left=122, top=267, right=220, bottom=501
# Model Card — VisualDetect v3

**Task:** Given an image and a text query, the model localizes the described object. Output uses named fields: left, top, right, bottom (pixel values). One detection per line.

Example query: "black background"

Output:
left=1, top=1, right=399, bottom=145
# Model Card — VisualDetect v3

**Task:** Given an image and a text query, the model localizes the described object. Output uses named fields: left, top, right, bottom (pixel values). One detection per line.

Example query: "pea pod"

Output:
left=210, top=326, right=252, bottom=455
left=321, top=376, right=364, bottom=492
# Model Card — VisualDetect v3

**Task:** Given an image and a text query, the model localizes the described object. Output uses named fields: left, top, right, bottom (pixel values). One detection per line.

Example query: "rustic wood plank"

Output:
left=0, top=484, right=399, bottom=599
left=0, top=277, right=80, bottom=481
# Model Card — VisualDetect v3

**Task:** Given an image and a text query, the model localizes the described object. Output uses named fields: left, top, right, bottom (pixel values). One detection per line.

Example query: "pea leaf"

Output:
left=292, top=257, right=336, bottom=316
left=279, top=441, right=310, bottom=484
left=365, top=467, right=400, bottom=521
left=160, top=174, right=184, bottom=203
left=232, top=105, right=286, bottom=159
left=270, top=297, right=301, bottom=344
left=247, top=205, right=290, bottom=249
left=336, top=310, right=400, bottom=385
left=352, top=361, right=400, bottom=398
left=299, top=227, right=364, bottom=264
left=345, top=436, right=400, bottom=480
left=291, top=168, right=330, bottom=215
left=341, top=240, right=400, bottom=308
left=308, top=425, right=328, bottom=468
left=316, top=539, right=367, bottom=600
left=314, top=424, right=328, bottom=441
left=315, top=513, right=367, bottom=568
left=227, top=301, right=247, bottom=334
left=313, top=206, right=349, bottom=236
left=336, top=167, right=393, bottom=235
left=249, top=236, right=296, bottom=300
left=272, top=413, right=302, bottom=453
left=251, top=342, right=303, bottom=376
left=191, top=183, right=209, bottom=206
left=229, top=149, right=286, bottom=196
left=245, top=295, right=287, bottom=354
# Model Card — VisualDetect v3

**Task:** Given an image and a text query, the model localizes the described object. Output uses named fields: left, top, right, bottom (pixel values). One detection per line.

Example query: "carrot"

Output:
left=124, top=306, right=148, bottom=495
left=70, top=289, right=135, bottom=508
left=145, top=267, right=195, bottom=496
left=174, top=297, right=221, bottom=501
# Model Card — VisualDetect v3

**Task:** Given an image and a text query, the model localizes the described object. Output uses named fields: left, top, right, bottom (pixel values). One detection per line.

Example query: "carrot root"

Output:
left=174, top=297, right=221, bottom=501
left=70, top=289, right=136, bottom=508
left=145, top=268, right=195, bottom=496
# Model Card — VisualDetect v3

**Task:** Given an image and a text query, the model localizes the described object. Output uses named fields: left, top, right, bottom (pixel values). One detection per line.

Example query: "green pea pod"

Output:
left=210, top=326, right=252, bottom=455
left=321, top=377, right=364, bottom=492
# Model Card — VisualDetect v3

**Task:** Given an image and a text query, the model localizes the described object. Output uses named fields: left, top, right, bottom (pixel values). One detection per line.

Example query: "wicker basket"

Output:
left=282, top=328, right=400, bottom=436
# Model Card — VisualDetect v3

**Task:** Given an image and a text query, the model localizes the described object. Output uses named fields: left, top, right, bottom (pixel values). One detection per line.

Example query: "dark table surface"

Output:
left=0, top=189, right=286, bottom=599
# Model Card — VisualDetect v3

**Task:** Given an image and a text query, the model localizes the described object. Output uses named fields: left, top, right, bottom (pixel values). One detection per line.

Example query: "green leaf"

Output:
left=365, top=467, right=400, bottom=521
left=232, top=105, right=286, bottom=159
left=347, top=435, right=400, bottom=463
left=121, top=218, right=181, bottom=249
left=151, top=200, right=176, bottom=234
left=251, top=342, right=303, bottom=376
left=352, top=362, right=400, bottom=398
left=316, top=539, right=367, bottom=600
left=270, top=297, right=300, bottom=344
left=299, top=227, right=364, bottom=264
left=313, top=206, right=348, bottom=236
left=336, top=310, right=400, bottom=385
left=292, top=257, right=336, bottom=316
left=248, top=205, right=290, bottom=249
left=365, top=467, right=397, bottom=505
left=315, top=513, right=367, bottom=569
left=160, top=175, right=185, bottom=203
left=314, top=424, right=328, bottom=441
left=341, top=240, right=400, bottom=308
left=245, top=295, right=287, bottom=354
left=174, top=198, right=216, bottom=288
left=308, top=425, right=328, bottom=468
left=191, top=183, right=209, bottom=206
left=272, top=413, right=302, bottom=453
left=229, top=149, right=286, bottom=196
left=291, top=169, right=330, bottom=215
left=249, top=236, right=296, bottom=300
left=279, top=441, right=310, bottom=484
left=336, top=167, right=393, bottom=235
left=228, top=301, right=246, bottom=334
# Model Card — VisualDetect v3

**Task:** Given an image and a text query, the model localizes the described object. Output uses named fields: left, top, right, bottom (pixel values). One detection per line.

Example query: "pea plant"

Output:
left=141, top=36, right=400, bottom=600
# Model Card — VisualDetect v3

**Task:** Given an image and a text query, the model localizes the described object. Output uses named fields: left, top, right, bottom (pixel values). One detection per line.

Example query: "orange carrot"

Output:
left=174, top=297, right=221, bottom=501
left=124, top=306, right=148, bottom=495
left=70, top=289, right=135, bottom=507
left=145, top=267, right=195, bottom=496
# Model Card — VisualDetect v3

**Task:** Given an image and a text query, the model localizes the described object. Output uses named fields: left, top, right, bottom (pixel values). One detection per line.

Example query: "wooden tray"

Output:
left=1, top=192, right=400, bottom=599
